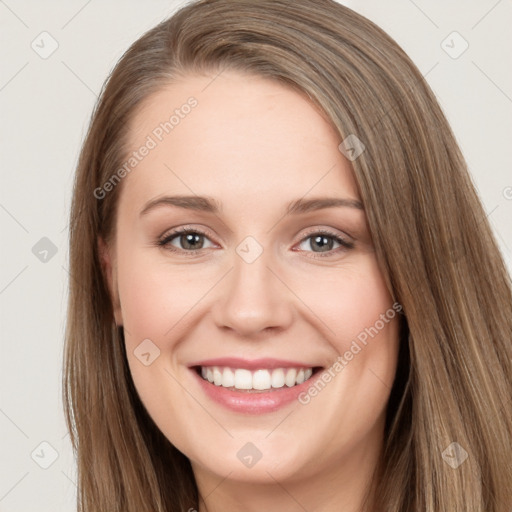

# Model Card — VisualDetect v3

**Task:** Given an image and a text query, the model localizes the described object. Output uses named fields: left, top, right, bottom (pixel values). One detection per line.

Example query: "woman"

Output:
left=63, top=0, right=512, bottom=511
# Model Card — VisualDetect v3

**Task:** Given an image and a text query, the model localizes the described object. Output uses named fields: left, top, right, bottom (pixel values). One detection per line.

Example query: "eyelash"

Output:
left=157, top=226, right=354, bottom=259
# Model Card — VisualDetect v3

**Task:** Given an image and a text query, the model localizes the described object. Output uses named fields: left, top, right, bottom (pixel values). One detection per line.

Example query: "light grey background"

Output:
left=1, top=1, right=511, bottom=510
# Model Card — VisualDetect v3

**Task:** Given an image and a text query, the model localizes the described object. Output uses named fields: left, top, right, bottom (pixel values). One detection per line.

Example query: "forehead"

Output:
left=120, top=71, right=360, bottom=215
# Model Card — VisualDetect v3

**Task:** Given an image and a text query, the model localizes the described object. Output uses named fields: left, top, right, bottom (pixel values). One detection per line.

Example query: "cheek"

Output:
left=115, top=246, right=219, bottom=415
left=293, top=253, right=397, bottom=350
left=115, top=248, right=203, bottom=443
left=291, top=255, right=401, bottom=412
left=116, top=246, right=212, bottom=340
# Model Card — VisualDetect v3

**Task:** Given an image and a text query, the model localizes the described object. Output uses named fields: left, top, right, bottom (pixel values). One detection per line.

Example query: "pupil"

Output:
left=313, top=235, right=332, bottom=252
left=183, top=233, right=202, bottom=250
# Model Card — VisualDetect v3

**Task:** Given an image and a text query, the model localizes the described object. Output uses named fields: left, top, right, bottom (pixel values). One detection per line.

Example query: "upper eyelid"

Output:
left=160, top=226, right=216, bottom=243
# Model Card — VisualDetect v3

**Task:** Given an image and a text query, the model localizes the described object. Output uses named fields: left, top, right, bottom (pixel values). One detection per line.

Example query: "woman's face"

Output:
left=101, top=71, right=400, bottom=489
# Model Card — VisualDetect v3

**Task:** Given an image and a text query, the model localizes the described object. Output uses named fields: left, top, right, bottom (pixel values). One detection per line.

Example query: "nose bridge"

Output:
left=211, top=235, right=293, bottom=335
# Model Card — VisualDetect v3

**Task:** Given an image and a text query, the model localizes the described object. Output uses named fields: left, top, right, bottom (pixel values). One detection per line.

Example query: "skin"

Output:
left=100, top=71, right=400, bottom=512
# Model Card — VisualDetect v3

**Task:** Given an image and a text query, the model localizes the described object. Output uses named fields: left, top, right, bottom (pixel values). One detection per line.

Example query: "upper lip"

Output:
left=188, top=357, right=322, bottom=370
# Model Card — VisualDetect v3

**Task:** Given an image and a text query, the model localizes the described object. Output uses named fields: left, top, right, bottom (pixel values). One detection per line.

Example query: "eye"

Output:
left=158, top=227, right=215, bottom=253
left=296, top=230, right=354, bottom=257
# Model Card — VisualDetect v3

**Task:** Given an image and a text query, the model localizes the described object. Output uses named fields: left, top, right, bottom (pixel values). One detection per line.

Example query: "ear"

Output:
left=98, top=236, right=123, bottom=326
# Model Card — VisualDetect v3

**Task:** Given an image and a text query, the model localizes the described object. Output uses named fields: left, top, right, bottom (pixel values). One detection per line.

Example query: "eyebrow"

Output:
left=139, top=195, right=364, bottom=217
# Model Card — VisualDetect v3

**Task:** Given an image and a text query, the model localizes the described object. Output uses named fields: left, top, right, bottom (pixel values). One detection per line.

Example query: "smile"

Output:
left=198, top=366, right=316, bottom=392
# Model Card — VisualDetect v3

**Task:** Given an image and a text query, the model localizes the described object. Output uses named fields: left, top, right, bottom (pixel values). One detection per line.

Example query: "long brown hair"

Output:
left=63, top=1, right=512, bottom=510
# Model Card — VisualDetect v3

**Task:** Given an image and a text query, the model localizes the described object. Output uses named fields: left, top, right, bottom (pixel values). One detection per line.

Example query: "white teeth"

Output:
left=252, top=369, right=271, bottom=390
left=199, top=366, right=315, bottom=390
left=221, top=367, right=235, bottom=388
left=285, top=368, right=297, bottom=387
left=234, top=369, right=253, bottom=389
left=271, top=368, right=285, bottom=388
left=213, top=367, right=223, bottom=386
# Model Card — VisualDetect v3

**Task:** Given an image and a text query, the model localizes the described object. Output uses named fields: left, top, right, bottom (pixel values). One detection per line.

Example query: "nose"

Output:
left=211, top=245, right=295, bottom=338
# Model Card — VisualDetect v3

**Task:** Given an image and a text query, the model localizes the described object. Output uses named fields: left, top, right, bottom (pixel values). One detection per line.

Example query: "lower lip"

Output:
left=190, top=368, right=320, bottom=414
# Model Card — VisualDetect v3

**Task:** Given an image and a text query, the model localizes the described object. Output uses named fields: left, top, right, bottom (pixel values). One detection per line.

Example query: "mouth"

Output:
left=192, top=365, right=323, bottom=393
